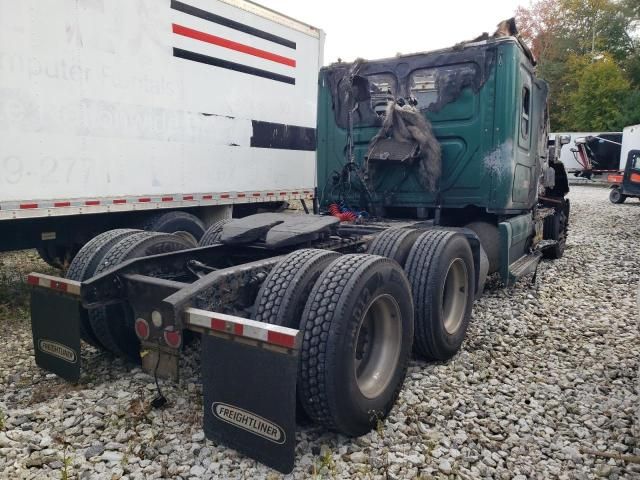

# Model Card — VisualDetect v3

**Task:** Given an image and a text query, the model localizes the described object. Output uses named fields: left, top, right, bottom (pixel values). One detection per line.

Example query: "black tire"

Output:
left=405, top=230, right=475, bottom=361
left=143, top=211, right=205, bottom=246
left=199, top=219, right=233, bottom=246
left=37, top=244, right=76, bottom=269
left=464, top=221, right=500, bottom=274
left=366, top=228, right=423, bottom=267
left=298, top=254, right=414, bottom=436
left=542, top=205, right=568, bottom=259
left=89, top=232, right=192, bottom=360
left=253, top=249, right=340, bottom=328
left=66, top=229, right=141, bottom=348
left=609, top=187, right=627, bottom=204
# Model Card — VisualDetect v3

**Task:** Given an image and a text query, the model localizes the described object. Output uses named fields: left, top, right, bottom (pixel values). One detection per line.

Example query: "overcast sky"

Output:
left=258, top=0, right=527, bottom=64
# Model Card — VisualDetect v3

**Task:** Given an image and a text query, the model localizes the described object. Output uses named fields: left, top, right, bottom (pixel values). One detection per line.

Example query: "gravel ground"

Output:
left=1, top=185, right=638, bottom=479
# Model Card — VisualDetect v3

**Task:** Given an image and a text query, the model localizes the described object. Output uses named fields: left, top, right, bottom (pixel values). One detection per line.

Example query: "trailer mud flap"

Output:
left=187, top=305, right=302, bottom=474
left=30, top=288, right=82, bottom=382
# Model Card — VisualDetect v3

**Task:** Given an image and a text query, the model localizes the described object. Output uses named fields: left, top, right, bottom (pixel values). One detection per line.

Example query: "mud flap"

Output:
left=201, top=334, right=298, bottom=474
left=30, top=288, right=82, bottom=382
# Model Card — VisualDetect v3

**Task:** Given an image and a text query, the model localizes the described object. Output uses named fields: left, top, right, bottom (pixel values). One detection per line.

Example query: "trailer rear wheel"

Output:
left=609, top=187, right=627, bottom=204
left=253, top=249, right=339, bottom=328
left=405, top=230, right=474, bottom=361
left=298, top=254, right=413, bottom=436
left=89, top=232, right=192, bottom=360
left=366, top=228, right=422, bottom=267
left=143, top=211, right=205, bottom=246
left=66, top=229, right=140, bottom=348
left=199, top=219, right=233, bottom=246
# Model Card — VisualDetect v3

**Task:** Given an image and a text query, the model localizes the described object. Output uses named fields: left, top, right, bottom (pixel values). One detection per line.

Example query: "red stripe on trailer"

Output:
left=253, top=192, right=261, bottom=197
left=631, top=173, right=640, bottom=183
left=172, top=23, right=296, bottom=67
left=138, top=197, right=151, bottom=203
left=267, top=192, right=274, bottom=196
left=237, top=193, right=246, bottom=198
left=54, top=201, right=71, bottom=207
left=220, top=194, right=230, bottom=199
left=234, top=323, right=243, bottom=336
left=267, top=331, right=296, bottom=349
left=279, top=192, right=287, bottom=196
left=291, top=191, right=298, bottom=195
left=27, top=274, right=39, bottom=286
left=113, top=199, right=127, bottom=204
left=211, top=318, right=227, bottom=332
left=20, top=203, right=38, bottom=209
left=162, top=196, right=173, bottom=202
left=85, top=200, right=100, bottom=206
left=202, top=194, right=213, bottom=200
left=183, top=195, right=194, bottom=201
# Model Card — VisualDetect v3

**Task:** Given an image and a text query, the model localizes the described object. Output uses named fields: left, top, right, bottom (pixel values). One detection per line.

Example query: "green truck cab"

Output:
left=316, top=36, right=570, bottom=285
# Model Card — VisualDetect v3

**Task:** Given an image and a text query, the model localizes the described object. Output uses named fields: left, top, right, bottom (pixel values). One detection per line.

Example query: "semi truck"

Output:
left=0, top=0, right=323, bottom=266
left=26, top=15, right=570, bottom=474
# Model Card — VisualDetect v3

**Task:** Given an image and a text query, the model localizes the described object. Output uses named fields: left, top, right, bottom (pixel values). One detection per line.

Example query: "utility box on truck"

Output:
left=0, top=0, right=323, bottom=264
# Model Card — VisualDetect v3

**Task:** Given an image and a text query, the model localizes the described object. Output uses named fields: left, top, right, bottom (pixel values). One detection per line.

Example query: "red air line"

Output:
left=172, top=23, right=296, bottom=67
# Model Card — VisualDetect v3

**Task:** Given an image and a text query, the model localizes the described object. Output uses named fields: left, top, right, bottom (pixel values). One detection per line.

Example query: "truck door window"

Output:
left=521, top=87, right=530, bottom=140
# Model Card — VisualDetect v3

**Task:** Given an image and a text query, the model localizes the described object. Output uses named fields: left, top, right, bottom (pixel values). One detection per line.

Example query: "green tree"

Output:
left=563, top=55, right=632, bottom=130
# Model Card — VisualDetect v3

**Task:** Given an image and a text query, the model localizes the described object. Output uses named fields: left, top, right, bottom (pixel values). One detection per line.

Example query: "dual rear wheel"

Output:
left=252, top=227, right=475, bottom=436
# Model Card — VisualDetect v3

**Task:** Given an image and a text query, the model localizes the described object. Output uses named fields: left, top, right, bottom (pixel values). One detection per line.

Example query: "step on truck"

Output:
left=27, top=19, right=570, bottom=473
left=0, top=0, right=322, bottom=267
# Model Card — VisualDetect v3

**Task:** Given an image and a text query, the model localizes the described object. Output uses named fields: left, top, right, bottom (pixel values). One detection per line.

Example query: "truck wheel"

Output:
left=366, top=228, right=422, bottom=267
left=66, top=229, right=140, bottom=348
left=89, top=232, right=192, bottom=360
left=298, top=254, right=414, bottom=436
left=143, top=211, right=205, bottom=246
left=405, top=230, right=475, bottom=361
left=609, top=187, right=627, bottom=204
left=37, top=244, right=76, bottom=269
left=542, top=208, right=568, bottom=259
left=199, top=219, right=232, bottom=246
left=464, top=221, right=500, bottom=274
left=253, top=249, right=339, bottom=328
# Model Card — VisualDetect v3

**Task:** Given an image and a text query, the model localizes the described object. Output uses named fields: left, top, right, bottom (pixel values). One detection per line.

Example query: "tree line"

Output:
left=516, top=0, right=640, bottom=131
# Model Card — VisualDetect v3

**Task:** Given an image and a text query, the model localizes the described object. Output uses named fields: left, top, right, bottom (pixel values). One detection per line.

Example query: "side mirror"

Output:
left=559, top=134, right=571, bottom=145
left=351, top=75, right=371, bottom=103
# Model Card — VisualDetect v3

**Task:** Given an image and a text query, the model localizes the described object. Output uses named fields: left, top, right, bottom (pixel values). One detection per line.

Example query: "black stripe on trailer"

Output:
left=171, top=0, right=297, bottom=50
left=251, top=121, right=316, bottom=151
left=173, top=48, right=296, bottom=85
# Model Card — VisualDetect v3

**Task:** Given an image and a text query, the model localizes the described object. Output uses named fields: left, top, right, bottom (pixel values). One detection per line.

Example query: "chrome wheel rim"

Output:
left=442, top=258, right=468, bottom=335
left=354, top=294, right=402, bottom=399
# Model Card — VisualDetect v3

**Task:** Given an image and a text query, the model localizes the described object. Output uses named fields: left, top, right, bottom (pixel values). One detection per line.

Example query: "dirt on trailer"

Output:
left=1, top=185, right=639, bottom=479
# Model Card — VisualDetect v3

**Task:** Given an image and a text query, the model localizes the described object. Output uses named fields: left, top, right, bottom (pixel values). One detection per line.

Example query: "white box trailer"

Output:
left=0, top=0, right=323, bottom=264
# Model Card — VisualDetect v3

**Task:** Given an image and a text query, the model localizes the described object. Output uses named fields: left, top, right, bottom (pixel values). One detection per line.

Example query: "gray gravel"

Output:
left=1, top=185, right=639, bottom=479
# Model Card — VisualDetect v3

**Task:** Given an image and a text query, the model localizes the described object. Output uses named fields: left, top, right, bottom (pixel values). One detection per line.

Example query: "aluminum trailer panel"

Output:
left=0, top=0, right=323, bottom=218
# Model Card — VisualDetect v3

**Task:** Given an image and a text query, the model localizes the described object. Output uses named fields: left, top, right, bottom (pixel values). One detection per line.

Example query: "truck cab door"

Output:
left=622, top=150, right=640, bottom=196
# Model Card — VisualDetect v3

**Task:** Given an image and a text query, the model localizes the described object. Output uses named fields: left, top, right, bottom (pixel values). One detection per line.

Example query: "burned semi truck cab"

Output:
left=316, top=36, right=569, bottom=283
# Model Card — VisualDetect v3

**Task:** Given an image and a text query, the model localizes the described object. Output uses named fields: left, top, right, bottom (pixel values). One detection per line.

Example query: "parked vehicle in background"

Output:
left=0, top=0, right=323, bottom=266
left=550, top=131, right=622, bottom=178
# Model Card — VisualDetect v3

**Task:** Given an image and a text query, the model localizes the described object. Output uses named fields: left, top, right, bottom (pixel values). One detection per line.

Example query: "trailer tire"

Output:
left=405, top=230, right=474, bottom=361
left=366, top=228, right=423, bottom=267
left=66, top=229, right=141, bottom=348
left=143, top=211, right=205, bottom=246
left=609, top=187, right=627, bottom=204
left=253, top=249, right=340, bottom=328
left=199, top=219, right=233, bottom=246
left=298, top=254, right=413, bottom=436
left=89, top=232, right=192, bottom=360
